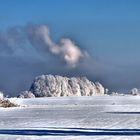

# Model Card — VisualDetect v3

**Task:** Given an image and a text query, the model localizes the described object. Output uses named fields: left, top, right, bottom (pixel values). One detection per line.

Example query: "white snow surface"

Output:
left=1, top=96, right=140, bottom=139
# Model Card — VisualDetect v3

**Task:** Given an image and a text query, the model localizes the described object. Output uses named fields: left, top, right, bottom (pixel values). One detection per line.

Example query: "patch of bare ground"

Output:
left=0, top=99, right=18, bottom=108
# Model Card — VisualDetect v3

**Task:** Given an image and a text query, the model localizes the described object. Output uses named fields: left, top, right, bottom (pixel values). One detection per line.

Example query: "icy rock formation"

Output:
left=17, top=91, right=35, bottom=98
left=29, top=75, right=105, bottom=97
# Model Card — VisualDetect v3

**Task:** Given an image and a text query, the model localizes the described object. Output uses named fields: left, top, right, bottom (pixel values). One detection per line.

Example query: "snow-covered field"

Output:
left=1, top=96, right=140, bottom=140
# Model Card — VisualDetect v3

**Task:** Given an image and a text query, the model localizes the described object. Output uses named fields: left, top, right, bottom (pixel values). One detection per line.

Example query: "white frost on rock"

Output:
left=30, top=74, right=105, bottom=97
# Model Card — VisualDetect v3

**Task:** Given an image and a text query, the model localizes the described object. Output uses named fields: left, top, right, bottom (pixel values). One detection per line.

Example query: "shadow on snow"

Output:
left=1, top=128, right=140, bottom=136
left=106, top=112, right=140, bottom=115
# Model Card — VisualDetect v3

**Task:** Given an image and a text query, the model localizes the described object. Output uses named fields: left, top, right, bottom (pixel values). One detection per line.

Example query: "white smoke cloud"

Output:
left=29, top=25, right=88, bottom=67
left=0, top=24, right=89, bottom=67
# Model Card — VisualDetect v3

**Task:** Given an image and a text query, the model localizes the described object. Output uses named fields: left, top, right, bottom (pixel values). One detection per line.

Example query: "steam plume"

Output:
left=26, top=25, right=88, bottom=67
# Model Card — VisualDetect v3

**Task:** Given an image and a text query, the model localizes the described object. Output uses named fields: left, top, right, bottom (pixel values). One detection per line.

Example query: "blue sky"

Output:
left=0, top=0, right=140, bottom=95
left=0, top=0, right=139, bottom=64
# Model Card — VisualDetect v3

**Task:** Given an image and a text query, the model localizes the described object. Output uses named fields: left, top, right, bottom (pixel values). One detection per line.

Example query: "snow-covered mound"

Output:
left=17, top=91, right=35, bottom=98
left=29, top=74, right=105, bottom=97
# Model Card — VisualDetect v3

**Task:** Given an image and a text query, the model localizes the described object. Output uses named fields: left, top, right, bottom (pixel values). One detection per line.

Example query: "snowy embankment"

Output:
left=1, top=96, right=140, bottom=140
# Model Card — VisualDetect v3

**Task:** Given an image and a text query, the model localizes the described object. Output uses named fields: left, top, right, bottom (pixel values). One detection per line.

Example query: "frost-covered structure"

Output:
left=29, top=75, right=105, bottom=97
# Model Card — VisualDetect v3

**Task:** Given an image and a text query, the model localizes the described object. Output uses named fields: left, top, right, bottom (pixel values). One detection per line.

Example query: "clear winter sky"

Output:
left=0, top=0, right=140, bottom=95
